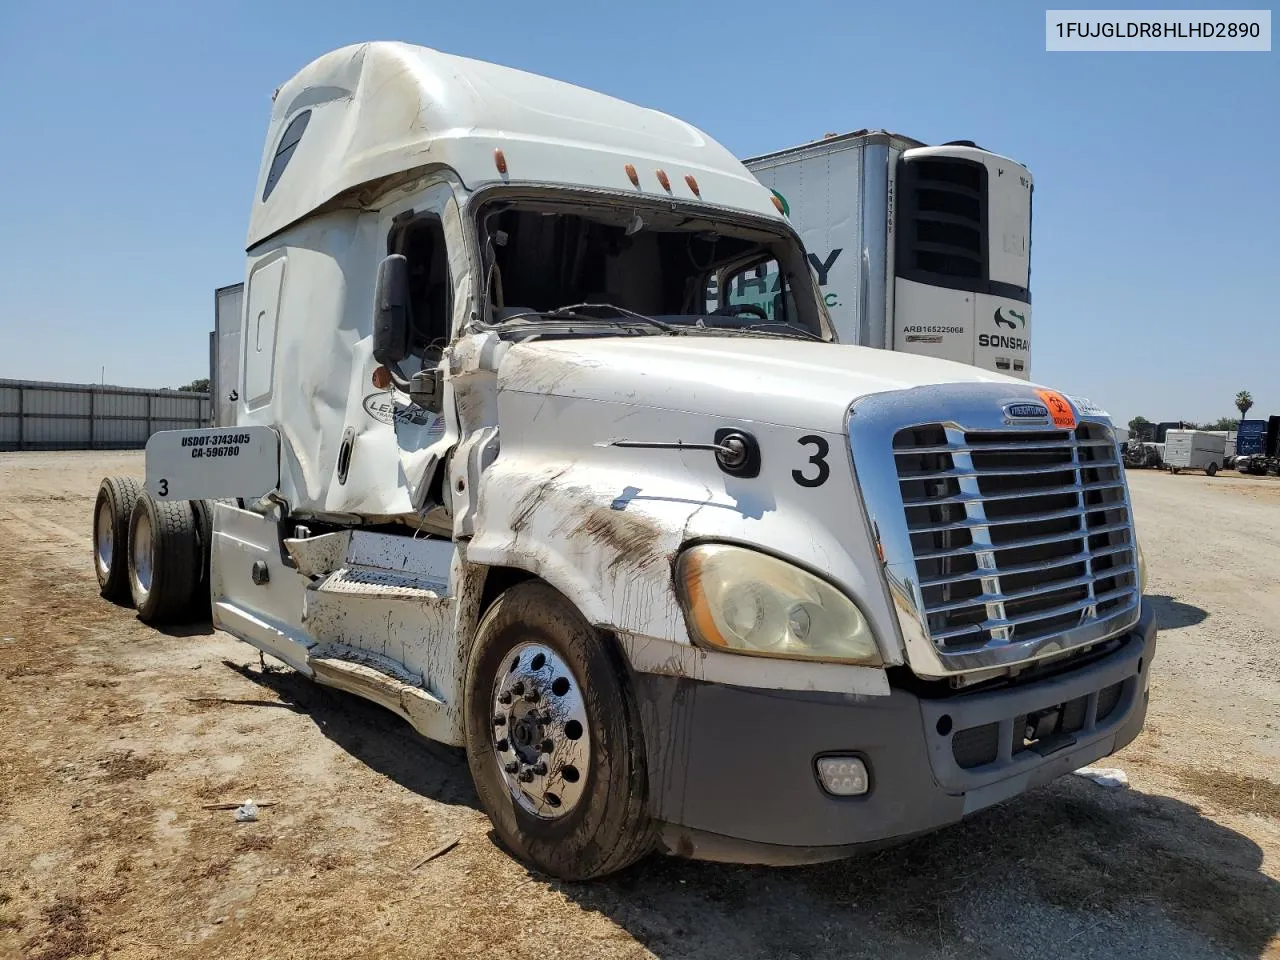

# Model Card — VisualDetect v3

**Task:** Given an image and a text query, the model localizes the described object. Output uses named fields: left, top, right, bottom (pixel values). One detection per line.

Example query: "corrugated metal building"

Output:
left=0, top=379, right=211, bottom=451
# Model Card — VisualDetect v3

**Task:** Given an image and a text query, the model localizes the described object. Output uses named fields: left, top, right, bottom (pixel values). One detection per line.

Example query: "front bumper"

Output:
left=635, top=601, right=1157, bottom=865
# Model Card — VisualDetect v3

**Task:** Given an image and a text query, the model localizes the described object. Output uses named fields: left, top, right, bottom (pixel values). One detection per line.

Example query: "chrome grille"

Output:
left=892, top=421, right=1138, bottom=654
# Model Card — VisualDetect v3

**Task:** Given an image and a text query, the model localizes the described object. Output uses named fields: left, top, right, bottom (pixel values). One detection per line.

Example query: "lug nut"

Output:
left=504, top=761, right=519, bottom=774
left=537, top=711, right=552, bottom=724
left=523, top=688, right=540, bottom=702
left=541, top=739, right=554, bottom=754
left=498, top=692, right=512, bottom=705
left=531, top=762, right=548, bottom=776
left=512, top=682, right=525, bottom=696
left=517, top=769, right=535, bottom=782
left=493, top=714, right=506, bottom=726
left=495, top=738, right=509, bottom=752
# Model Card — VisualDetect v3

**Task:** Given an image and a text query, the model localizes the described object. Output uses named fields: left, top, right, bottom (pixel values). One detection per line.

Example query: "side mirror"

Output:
left=373, top=254, right=411, bottom=365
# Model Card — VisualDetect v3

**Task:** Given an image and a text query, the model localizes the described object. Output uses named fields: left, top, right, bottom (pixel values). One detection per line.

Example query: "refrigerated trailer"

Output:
left=92, top=42, right=1154, bottom=881
left=743, top=131, right=1034, bottom=379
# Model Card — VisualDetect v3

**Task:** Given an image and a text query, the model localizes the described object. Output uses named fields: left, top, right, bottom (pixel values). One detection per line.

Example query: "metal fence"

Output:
left=0, top=379, right=211, bottom=451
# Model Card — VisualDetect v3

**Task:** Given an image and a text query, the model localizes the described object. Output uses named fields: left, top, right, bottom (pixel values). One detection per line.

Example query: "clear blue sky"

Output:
left=0, top=0, right=1275, bottom=426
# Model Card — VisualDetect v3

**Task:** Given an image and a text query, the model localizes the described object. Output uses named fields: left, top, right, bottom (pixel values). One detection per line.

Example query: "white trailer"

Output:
left=91, top=42, right=1155, bottom=881
left=743, top=132, right=1034, bottom=379
left=1163, top=429, right=1226, bottom=475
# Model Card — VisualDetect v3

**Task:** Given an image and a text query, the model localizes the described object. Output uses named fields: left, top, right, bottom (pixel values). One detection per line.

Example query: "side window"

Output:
left=389, top=214, right=452, bottom=361
left=721, top=259, right=797, bottom=324
left=262, top=110, right=311, bottom=202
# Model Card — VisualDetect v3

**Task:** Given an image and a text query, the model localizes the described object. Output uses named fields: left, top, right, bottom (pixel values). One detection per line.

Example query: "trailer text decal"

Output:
left=180, top=432, right=252, bottom=458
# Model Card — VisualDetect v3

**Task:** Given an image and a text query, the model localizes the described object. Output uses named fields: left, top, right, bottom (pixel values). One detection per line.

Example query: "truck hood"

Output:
left=498, top=336, right=1028, bottom=432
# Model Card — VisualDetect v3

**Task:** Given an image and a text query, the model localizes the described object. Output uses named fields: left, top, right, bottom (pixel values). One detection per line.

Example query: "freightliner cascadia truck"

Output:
left=92, top=42, right=1155, bottom=880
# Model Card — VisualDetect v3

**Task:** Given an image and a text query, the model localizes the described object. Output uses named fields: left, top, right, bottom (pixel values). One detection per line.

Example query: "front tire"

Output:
left=128, top=493, right=198, bottom=624
left=1206, top=462, right=1219, bottom=477
left=463, top=580, right=655, bottom=880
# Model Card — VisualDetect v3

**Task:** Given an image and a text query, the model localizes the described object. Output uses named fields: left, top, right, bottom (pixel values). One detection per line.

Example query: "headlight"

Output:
left=1136, top=538, right=1147, bottom=594
left=676, top=544, right=881, bottom=665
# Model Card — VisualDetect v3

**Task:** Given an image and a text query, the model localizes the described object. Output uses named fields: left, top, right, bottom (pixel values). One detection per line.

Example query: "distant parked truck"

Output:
left=1162, top=430, right=1226, bottom=476
left=1234, top=417, right=1280, bottom=476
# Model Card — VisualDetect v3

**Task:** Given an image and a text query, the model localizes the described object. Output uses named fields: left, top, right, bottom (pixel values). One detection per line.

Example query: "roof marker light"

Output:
left=684, top=175, right=701, bottom=197
left=494, top=148, right=508, bottom=176
left=655, top=169, right=671, bottom=192
left=624, top=164, right=640, bottom=187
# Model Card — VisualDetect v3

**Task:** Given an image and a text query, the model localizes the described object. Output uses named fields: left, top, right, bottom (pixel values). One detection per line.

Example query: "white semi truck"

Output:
left=93, top=42, right=1155, bottom=880
left=741, top=131, right=1034, bottom=378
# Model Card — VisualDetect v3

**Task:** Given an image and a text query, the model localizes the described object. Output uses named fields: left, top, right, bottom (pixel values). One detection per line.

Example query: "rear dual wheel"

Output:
left=94, top=476, right=143, bottom=602
left=93, top=477, right=212, bottom=623
left=128, top=493, right=199, bottom=623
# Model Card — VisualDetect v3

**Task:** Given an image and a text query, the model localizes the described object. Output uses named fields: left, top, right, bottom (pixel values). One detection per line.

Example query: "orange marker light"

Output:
left=372, top=366, right=392, bottom=389
left=494, top=148, right=508, bottom=176
left=684, top=174, right=701, bottom=197
left=771, top=194, right=785, bottom=215
left=624, top=163, right=640, bottom=187
left=655, top=169, right=671, bottom=192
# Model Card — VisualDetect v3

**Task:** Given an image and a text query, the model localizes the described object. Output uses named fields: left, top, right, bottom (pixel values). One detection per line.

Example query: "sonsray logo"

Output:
left=993, top=307, right=1026, bottom=329
left=979, top=334, right=1030, bottom=351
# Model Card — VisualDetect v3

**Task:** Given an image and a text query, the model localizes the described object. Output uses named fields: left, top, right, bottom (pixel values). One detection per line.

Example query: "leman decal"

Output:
left=362, top=391, right=434, bottom=427
left=979, top=334, right=1030, bottom=351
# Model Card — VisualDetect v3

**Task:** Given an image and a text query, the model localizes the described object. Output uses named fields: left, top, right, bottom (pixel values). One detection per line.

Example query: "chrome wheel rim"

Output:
left=130, top=509, right=153, bottom=601
left=95, top=499, right=114, bottom=578
left=491, top=642, right=591, bottom=820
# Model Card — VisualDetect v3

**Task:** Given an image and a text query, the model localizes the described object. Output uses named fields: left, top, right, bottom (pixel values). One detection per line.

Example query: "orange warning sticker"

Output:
left=1036, top=389, right=1077, bottom=430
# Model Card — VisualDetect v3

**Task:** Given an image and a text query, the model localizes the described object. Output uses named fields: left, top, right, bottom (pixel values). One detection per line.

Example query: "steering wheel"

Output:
left=713, top=303, right=769, bottom=321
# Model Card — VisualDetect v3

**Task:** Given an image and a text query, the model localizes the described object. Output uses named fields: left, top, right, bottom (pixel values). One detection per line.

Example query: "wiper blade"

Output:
left=731, top=322, right=826, bottom=342
left=545, top=303, right=681, bottom=334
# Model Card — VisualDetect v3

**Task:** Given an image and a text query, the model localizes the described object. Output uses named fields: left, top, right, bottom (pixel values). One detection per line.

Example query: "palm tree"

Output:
left=1235, top=390, right=1254, bottom=418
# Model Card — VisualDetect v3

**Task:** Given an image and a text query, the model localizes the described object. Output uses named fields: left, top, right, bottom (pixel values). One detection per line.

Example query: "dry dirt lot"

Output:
left=1, top=453, right=1277, bottom=960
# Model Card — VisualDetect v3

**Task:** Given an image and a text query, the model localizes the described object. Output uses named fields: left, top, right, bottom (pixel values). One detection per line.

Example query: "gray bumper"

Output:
left=636, top=601, right=1157, bottom=866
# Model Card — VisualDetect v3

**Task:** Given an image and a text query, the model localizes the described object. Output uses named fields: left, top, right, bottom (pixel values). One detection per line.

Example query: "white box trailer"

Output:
left=743, top=132, right=1034, bottom=379
left=91, top=42, right=1154, bottom=882
left=1163, top=429, right=1226, bottom=475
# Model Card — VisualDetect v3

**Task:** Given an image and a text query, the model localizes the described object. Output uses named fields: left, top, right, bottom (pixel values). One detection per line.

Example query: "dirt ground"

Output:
left=1, top=453, right=1277, bottom=960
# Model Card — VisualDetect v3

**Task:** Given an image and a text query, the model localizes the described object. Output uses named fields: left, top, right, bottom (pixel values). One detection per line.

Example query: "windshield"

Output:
left=473, top=195, right=832, bottom=342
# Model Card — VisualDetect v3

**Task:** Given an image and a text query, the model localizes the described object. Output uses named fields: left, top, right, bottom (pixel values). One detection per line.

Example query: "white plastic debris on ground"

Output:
left=1073, top=767, right=1129, bottom=788
left=234, top=799, right=260, bottom=822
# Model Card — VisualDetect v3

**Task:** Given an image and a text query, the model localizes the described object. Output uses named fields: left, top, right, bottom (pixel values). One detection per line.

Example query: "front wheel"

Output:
left=463, top=580, right=655, bottom=880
